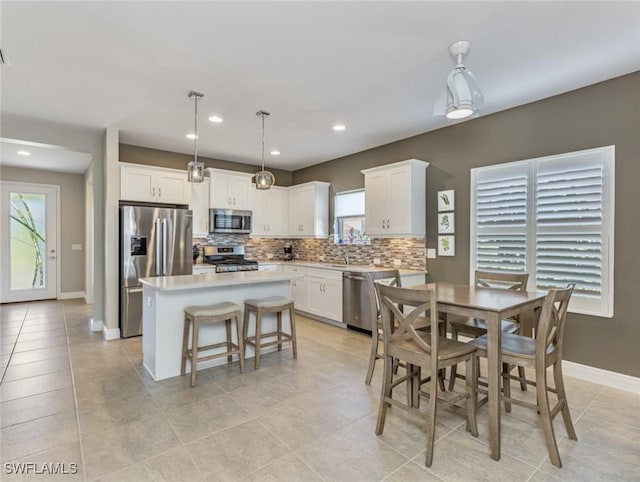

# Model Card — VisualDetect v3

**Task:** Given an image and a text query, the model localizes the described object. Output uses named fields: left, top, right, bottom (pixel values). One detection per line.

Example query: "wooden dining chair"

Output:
left=470, top=284, right=577, bottom=467
left=375, top=283, right=478, bottom=467
left=448, top=270, right=529, bottom=391
left=364, top=270, right=446, bottom=389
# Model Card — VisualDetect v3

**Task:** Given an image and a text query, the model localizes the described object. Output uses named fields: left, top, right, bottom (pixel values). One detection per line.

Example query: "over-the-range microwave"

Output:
left=209, top=208, right=252, bottom=234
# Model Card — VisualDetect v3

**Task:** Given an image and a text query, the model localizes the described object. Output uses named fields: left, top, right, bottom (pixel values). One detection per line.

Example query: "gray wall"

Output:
left=120, top=144, right=294, bottom=187
left=293, top=72, right=640, bottom=377
left=0, top=166, right=86, bottom=294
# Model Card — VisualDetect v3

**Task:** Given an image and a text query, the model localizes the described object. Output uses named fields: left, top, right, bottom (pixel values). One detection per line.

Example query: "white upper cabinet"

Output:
left=288, top=181, right=330, bottom=238
left=120, top=163, right=191, bottom=205
left=208, top=168, right=252, bottom=210
left=362, top=159, right=429, bottom=237
left=190, top=176, right=210, bottom=237
left=249, top=186, right=288, bottom=237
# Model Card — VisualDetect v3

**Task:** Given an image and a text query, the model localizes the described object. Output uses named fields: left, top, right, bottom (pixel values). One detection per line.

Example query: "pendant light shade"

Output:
left=255, top=110, right=275, bottom=190
left=445, top=41, right=484, bottom=120
left=187, top=90, right=205, bottom=183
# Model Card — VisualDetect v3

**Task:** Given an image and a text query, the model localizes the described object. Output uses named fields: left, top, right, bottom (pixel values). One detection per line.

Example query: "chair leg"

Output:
left=254, top=309, right=262, bottom=370
left=448, top=325, right=459, bottom=391
left=536, top=364, right=562, bottom=467
left=425, top=364, right=439, bottom=467
left=502, top=362, right=512, bottom=413
left=375, top=354, right=393, bottom=435
left=289, top=305, right=297, bottom=360
left=365, top=326, right=379, bottom=385
left=180, top=315, right=190, bottom=376
left=235, top=314, right=245, bottom=374
left=190, top=319, right=199, bottom=387
left=553, top=360, right=577, bottom=440
left=277, top=311, right=283, bottom=352
left=465, top=356, right=479, bottom=437
left=243, top=307, right=250, bottom=359
left=225, top=318, right=233, bottom=363
left=518, top=366, right=528, bottom=391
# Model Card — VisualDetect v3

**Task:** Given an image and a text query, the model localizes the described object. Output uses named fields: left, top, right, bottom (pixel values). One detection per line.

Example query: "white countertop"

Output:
left=140, top=270, right=302, bottom=292
left=256, top=260, right=426, bottom=275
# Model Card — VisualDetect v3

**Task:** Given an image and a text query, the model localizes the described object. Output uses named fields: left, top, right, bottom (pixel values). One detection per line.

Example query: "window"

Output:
left=470, top=146, right=614, bottom=317
left=334, top=189, right=369, bottom=244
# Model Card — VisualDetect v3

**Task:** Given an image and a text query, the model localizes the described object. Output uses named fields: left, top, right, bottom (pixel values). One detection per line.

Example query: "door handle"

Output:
left=155, top=218, right=162, bottom=275
left=161, top=218, right=168, bottom=276
left=158, top=187, right=162, bottom=197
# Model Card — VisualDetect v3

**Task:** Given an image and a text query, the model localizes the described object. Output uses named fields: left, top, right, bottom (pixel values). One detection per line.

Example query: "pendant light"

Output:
left=187, top=90, right=205, bottom=182
left=254, top=110, right=275, bottom=190
left=445, top=40, right=484, bottom=120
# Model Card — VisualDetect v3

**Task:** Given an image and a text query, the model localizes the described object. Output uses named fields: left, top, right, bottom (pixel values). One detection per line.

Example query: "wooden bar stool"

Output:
left=243, top=296, right=297, bottom=369
left=181, top=302, right=244, bottom=387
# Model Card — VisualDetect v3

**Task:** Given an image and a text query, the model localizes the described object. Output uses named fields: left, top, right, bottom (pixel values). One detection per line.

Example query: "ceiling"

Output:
left=1, top=1, right=639, bottom=172
left=0, top=139, right=92, bottom=174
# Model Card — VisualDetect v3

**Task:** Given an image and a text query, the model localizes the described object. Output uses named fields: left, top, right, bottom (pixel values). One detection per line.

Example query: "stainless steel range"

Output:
left=203, top=245, right=259, bottom=273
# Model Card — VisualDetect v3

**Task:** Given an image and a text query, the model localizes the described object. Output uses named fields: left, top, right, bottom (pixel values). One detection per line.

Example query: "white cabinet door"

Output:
left=190, top=177, right=210, bottom=237
left=387, top=166, right=412, bottom=235
left=362, top=159, right=428, bottom=237
left=121, top=166, right=155, bottom=202
left=209, top=170, right=252, bottom=209
left=364, top=171, right=388, bottom=236
left=284, top=266, right=307, bottom=311
left=264, top=188, right=287, bottom=236
left=121, top=164, right=189, bottom=204
left=288, top=186, right=307, bottom=235
left=249, top=188, right=267, bottom=235
left=306, top=276, right=342, bottom=322
left=229, top=176, right=250, bottom=210
left=156, top=170, right=190, bottom=205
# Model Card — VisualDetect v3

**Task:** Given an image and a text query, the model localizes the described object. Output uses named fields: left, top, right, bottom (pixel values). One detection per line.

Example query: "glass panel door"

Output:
left=1, top=182, right=58, bottom=303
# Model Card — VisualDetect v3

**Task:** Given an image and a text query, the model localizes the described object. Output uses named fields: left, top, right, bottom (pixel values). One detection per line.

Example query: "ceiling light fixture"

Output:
left=255, top=110, right=275, bottom=190
left=270, top=150, right=280, bottom=156
left=187, top=90, right=205, bottom=183
left=445, top=40, right=484, bottom=120
left=333, top=124, right=346, bottom=132
left=185, top=133, right=197, bottom=139
left=17, top=150, right=31, bottom=156
left=208, top=115, right=223, bottom=123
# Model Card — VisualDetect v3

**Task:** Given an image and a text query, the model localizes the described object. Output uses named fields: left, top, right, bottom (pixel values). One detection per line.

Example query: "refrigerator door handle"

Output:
left=161, top=218, right=168, bottom=276
left=154, top=218, right=162, bottom=276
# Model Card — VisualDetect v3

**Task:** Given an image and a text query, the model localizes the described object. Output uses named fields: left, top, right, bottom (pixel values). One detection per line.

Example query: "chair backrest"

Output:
left=536, top=284, right=574, bottom=359
left=375, top=283, right=438, bottom=364
left=475, top=270, right=529, bottom=291
left=364, top=270, right=401, bottom=329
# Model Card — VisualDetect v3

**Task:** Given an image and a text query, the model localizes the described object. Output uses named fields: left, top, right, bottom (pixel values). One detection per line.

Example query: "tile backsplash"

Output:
left=194, top=235, right=426, bottom=271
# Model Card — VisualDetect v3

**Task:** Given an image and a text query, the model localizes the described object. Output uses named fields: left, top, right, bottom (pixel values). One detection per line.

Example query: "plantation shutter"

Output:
left=535, top=150, right=612, bottom=315
left=472, top=162, right=528, bottom=274
left=471, top=146, right=614, bottom=317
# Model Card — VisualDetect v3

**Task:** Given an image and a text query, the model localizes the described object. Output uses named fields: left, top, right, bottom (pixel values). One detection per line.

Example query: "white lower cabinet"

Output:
left=305, top=274, right=343, bottom=322
left=283, top=266, right=308, bottom=311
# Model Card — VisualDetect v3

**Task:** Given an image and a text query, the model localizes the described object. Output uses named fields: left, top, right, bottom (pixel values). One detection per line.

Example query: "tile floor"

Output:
left=1, top=299, right=639, bottom=481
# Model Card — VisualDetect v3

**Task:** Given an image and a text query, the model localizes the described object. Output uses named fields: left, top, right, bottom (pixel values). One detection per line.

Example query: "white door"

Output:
left=364, top=172, right=388, bottom=235
left=1, top=182, right=58, bottom=302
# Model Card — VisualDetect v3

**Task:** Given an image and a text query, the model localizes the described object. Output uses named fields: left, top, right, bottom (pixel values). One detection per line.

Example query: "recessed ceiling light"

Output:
left=17, top=150, right=31, bottom=156
left=333, top=124, right=346, bottom=132
left=270, top=150, right=280, bottom=156
left=185, top=133, right=198, bottom=139
left=208, top=116, right=223, bottom=123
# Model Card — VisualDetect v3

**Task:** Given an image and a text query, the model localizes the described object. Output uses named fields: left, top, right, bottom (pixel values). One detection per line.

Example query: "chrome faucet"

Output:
left=344, top=253, right=350, bottom=265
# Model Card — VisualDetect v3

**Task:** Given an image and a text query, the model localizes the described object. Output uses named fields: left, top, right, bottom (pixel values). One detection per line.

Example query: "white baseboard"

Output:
left=563, top=360, right=640, bottom=395
left=59, top=291, right=85, bottom=300
left=88, top=318, right=103, bottom=332
left=84, top=292, right=93, bottom=304
left=103, top=326, right=120, bottom=340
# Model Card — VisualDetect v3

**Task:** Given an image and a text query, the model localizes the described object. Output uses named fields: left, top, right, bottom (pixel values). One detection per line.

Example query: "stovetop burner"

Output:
left=202, top=244, right=258, bottom=273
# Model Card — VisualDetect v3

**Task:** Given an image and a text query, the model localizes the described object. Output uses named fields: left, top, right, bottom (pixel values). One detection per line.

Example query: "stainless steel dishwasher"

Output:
left=342, top=271, right=374, bottom=332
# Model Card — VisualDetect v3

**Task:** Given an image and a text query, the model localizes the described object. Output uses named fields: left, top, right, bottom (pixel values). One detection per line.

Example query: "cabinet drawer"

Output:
left=306, top=267, right=343, bottom=280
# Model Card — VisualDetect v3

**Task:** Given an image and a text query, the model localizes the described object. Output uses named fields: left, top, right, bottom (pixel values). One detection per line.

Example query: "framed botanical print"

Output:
left=438, top=212, right=454, bottom=234
left=438, top=235, right=455, bottom=256
left=437, top=190, right=455, bottom=212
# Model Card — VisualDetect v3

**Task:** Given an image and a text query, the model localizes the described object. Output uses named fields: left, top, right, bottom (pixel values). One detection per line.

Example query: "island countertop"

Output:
left=139, top=270, right=303, bottom=292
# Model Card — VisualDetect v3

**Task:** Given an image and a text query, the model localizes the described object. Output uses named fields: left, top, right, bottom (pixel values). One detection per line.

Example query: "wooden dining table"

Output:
left=409, top=282, right=546, bottom=461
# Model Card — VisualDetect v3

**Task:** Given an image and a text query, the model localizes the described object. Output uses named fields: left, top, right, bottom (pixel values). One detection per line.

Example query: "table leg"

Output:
left=486, top=311, right=501, bottom=460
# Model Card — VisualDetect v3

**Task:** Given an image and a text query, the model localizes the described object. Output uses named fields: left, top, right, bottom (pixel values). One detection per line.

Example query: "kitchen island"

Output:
left=140, top=270, right=302, bottom=381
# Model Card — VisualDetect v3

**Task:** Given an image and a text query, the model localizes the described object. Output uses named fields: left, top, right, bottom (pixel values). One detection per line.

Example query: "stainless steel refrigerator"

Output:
left=119, top=203, right=193, bottom=338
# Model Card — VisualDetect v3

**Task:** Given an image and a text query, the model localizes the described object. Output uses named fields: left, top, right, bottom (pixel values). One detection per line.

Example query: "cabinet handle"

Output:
left=158, top=187, right=162, bottom=197
left=152, top=187, right=156, bottom=197
left=382, top=219, right=385, bottom=229
left=386, top=219, right=390, bottom=229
